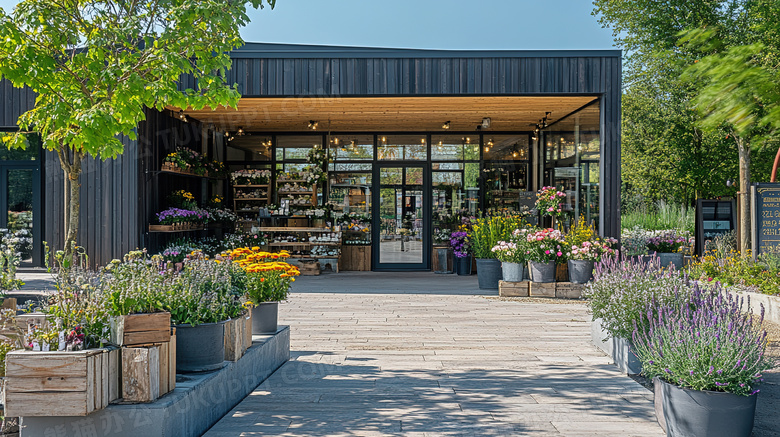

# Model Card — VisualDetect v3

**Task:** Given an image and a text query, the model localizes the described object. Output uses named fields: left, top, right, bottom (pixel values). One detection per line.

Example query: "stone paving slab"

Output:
left=204, top=280, right=663, bottom=436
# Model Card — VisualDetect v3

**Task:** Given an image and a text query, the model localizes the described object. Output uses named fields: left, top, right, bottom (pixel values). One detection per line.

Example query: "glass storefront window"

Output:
left=226, top=136, right=272, bottom=162
left=483, top=135, right=529, bottom=161
left=276, top=135, right=322, bottom=160
left=0, top=133, right=40, bottom=161
left=484, top=162, right=530, bottom=213
left=543, top=102, right=601, bottom=229
left=329, top=172, right=371, bottom=216
left=431, top=135, right=481, bottom=161
left=329, top=135, right=373, bottom=161
left=377, top=135, right=427, bottom=160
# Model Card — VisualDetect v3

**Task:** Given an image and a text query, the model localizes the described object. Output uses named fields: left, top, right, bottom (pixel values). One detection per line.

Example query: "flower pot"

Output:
left=251, top=301, right=279, bottom=334
left=433, top=247, right=453, bottom=274
left=568, top=260, right=595, bottom=284
left=655, top=377, right=757, bottom=437
left=456, top=255, right=472, bottom=276
left=174, top=321, right=225, bottom=373
left=657, top=252, right=684, bottom=270
left=475, top=258, right=501, bottom=289
left=528, top=261, right=555, bottom=283
left=501, top=262, right=525, bottom=282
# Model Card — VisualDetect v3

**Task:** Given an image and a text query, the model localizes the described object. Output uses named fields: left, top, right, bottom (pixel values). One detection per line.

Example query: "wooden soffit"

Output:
left=180, top=96, right=598, bottom=133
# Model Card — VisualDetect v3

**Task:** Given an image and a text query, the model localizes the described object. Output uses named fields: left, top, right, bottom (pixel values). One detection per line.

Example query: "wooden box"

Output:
left=5, top=347, right=120, bottom=417
left=287, top=217, right=308, bottom=228
left=224, top=314, right=251, bottom=362
left=110, top=312, right=171, bottom=347
left=298, top=260, right=321, bottom=276
left=499, top=280, right=529, bottom=297
left=340, top=245, right=370, bottom=271
left=555, top=263, right=569, bottom=282
left=121, top=330, right=176, bottom=403
left=149, top=224, right=174, bottom=232
left=529, top=282, right=557, bottom=298
left=555, top=282, right=585, bottom=299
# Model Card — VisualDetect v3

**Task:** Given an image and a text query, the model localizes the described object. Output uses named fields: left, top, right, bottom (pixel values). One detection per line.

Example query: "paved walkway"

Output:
left=204, top=273, right=663, bottom=436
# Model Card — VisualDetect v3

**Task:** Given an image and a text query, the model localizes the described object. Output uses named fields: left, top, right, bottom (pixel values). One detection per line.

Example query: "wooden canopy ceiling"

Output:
left=180, top=96, right=598, bottom=133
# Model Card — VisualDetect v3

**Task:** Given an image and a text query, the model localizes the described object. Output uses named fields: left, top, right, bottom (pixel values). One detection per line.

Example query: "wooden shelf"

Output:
left=234, top=198, right=269, bottom=201
left=233, top=184, right=269, bottom=188
left=277, top=179, right=308, bottom=184
left=279, top=191, right=314, bottom=195
left=158, top=169, right=222, bottom=180
left=258, top=227, right=332, bottom=232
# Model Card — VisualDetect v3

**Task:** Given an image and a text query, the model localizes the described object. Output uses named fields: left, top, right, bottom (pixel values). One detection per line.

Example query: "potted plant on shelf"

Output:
left=450, top=231, right=472, bottom=275
left=491, top=228, right=529, bottom=282
left=226, top=248, right=300, bottom=334
left=646, top=229, right=690, bottom=269
left=524, top=228, right=566, bottom=283
left=632, top=284, right=773, bottom=437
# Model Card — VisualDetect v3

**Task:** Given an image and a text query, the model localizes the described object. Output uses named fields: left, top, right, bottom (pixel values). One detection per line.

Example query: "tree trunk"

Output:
left=57, top=146, right=83, bottom=263
left=737, top=138, right=751, bottom=256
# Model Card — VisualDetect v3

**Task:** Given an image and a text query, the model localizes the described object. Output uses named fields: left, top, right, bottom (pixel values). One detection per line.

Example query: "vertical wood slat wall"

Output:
left=3, top=46, right=622, bottom=265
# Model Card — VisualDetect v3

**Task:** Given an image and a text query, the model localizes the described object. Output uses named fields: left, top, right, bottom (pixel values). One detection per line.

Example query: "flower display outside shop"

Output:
left=450, top=231, right=470, bottom=258
left=491, top=229, right=530, bottom=264
left=468, top=213, right=525, bottom=259
left=155, top=207, right=210, bottom=225
left=524, top=228, right=567, bottom=263
left=567, top=240, right=617, bottom=262
left=646, top=229, right=690, bottom=253
left=226, top=248, right=300, bottom=303
left=535, top=186, right=568, bottom=218
left=632, top=283, right=773, bottom=397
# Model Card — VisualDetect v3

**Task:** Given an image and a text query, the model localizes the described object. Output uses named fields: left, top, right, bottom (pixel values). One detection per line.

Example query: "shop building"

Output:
left=0, top=43, right=621, bottom=269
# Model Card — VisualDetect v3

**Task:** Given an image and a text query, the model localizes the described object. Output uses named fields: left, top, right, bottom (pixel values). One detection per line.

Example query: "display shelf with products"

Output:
left=258, top=227, right=341, bottom=269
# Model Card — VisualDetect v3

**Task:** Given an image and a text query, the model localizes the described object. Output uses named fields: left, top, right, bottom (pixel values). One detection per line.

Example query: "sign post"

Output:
left=695, top=199, right=736, bottom=256
left=751, top=183, right=780, bottom=257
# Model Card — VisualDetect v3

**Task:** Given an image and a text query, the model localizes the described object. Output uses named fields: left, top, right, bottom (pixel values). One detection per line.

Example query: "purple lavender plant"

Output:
left=632, top=282, right=774, bottom=396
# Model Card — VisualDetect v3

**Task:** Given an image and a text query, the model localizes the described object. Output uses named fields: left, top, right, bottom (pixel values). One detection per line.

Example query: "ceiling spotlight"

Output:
left=333, top=138, right=339, bottom=145
left=177, top=110, right=188, bottom=123
left=481, top=117, right=492, bottom=129
left=381, top=136, right=387, bottom=143
left=308, top=120, right=319, bottom=130
left=484, top=146, right=490, bottom=153
left=442, top=121, right=451, bottom=130
left=487, top=139, right=494, bottom=147
left=421, top=138, right=426, bottom=144
left=237, top=127, right=245, bottom=136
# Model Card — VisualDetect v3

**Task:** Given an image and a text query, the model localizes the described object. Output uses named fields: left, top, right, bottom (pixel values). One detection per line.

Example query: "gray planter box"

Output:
left=590, top=318, right=642, bottom=375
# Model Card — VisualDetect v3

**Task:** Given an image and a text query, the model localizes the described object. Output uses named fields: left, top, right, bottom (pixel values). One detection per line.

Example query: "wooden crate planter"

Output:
left=110, top=312, right=171, bottom=347
left=498, top=281, right=529, bottom=297
left=5, top=347, right=120, bottom=417
left=529, top=282, right=557, bottom=298
left=555, top=282, right=585, bottom=299
left=121, top=331, right=176, bottom=403
left=224, top=313, right=251, bottom=362
left=149, top=224, right=174, bottom=232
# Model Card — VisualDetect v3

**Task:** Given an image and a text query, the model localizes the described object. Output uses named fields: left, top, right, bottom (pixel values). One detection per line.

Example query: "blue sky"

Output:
left=0, top=0, right=616, bottom=50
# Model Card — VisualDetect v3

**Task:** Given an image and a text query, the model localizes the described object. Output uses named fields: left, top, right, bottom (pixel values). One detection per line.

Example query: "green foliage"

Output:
left=467, top=214, right=525, bottom=259
left=689, top=250, right=780, bottom=296
left=621, top=202, right=695, bottom=233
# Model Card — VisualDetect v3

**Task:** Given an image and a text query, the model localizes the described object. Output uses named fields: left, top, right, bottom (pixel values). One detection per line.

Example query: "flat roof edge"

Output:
left=231, top=43, right=621, bottom=59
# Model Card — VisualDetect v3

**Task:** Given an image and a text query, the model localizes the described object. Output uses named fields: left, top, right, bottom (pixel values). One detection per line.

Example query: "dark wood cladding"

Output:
left=222, top=56, right=618, bottom=98
left=43, top=134, right=140, bottom=266
left=0, top=82, right=36, bottom=127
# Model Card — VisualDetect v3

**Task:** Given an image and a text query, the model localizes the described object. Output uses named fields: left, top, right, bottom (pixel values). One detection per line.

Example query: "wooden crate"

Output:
left=499, top=281, right=529, bottom=297
left=298, top=260, right=321, bottom=276
left=555, top=282, right=585, bottom=299
left=555, top=263, right=569, bottom=282
left=340, top=245, right=370, bottom=271
left=5, top=347, right=120, bottom=417
left=529, top=282, right=556, bottom=298
left=224, top=315, right=251, bottom=362
left=110, top=312, right=171, bottom=347
left=121, top=330, right=176, bottom=403
left=1, top=298, right=17, bottom=310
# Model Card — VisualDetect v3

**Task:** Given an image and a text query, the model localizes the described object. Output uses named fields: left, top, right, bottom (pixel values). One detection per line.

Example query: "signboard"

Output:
left=695, top=199, right=736, bottom=255
left=752, top=183, right=780, bottom=256
left=518, top=191, right=537, bottom=225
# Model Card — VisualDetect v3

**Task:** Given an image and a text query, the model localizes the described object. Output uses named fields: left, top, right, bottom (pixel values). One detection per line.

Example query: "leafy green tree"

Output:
left=0, top=0, right=275, bottom=260
left=594, top=0, right=780, bottom=252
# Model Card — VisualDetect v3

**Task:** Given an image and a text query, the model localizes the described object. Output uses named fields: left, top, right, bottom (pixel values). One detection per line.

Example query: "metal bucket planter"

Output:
left=251, top=301, right=279, bottom=334
left=655, top=377, right=757, bottom=437
left=456, top=255, right=472, bottom=276
left=568, top=260, right=595, bottom=284
left=475, top=258, right=501, bottom=289
left=433, top=246, right=453, bottom=274
left=657, top=252, right=684, bottom=270
left=501, top=262, right=525, bottom=282
left=175, top=321, right=225, bottom=373
left=528, top=261, right=555, bottom=283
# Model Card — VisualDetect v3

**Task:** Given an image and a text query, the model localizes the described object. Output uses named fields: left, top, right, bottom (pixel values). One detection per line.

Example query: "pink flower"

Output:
left=545, top=250, right=550, bottom=254
left=557, top=252, right=562, bottom=256
left=547, top=207, right=554, bottom=212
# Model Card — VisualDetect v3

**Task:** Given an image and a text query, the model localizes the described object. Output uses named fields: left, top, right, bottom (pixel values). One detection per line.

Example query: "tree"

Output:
left=593, top=0, right=780, bottom=252
left=0, top=0, right=275, bottom=261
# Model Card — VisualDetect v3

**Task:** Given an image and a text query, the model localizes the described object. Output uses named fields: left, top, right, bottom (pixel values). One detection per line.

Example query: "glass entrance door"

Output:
left=0, top=165, right=41, bottom=266
left=373, top=164, right=430, bottom=270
